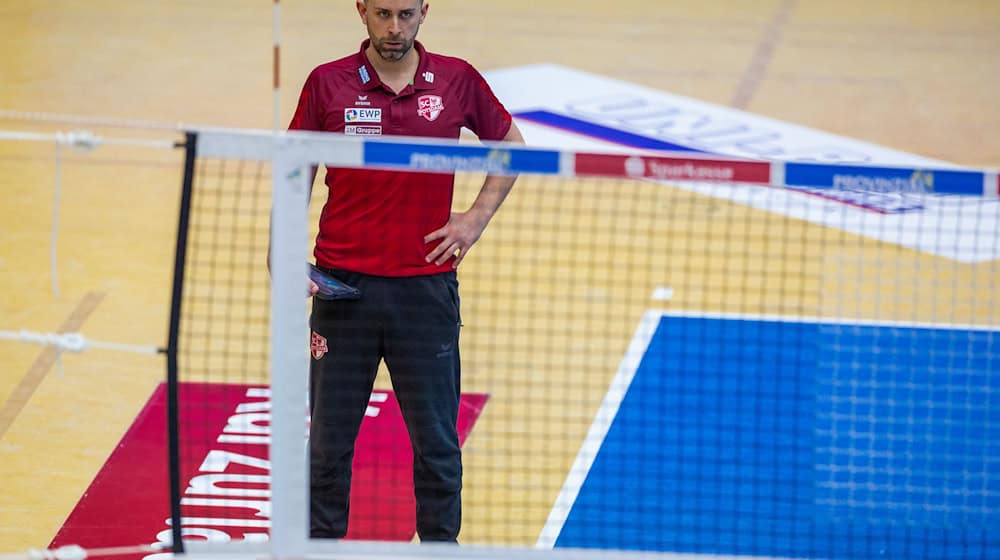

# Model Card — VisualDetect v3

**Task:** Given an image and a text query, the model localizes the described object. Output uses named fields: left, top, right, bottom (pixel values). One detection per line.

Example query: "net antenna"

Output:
left=272, top=0, right=281, bottom=132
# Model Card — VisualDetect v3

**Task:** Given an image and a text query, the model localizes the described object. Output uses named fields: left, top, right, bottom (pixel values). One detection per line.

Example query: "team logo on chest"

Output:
left=417, top=95, right=445, bottom=122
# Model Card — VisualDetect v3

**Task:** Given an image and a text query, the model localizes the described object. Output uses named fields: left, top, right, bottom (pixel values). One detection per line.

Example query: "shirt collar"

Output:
left=355, top=40, right=381, bottom=91
left=355, top=39, right=435, bottom=92
left=412, top=41, right=435, bottom=91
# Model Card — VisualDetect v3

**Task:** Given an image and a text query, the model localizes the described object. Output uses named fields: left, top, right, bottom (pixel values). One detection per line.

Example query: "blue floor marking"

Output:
left=512, top=110, right=705, bottom=153
left=554, top=313, right=999, bottom=559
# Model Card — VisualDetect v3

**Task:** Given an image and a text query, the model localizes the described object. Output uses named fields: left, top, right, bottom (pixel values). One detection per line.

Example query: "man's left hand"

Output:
left=423, top=210, right=488, bottom=268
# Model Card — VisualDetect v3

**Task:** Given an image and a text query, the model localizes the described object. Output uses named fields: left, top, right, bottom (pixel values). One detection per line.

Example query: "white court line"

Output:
left=535, top=309, right=665, bottom=549
left=658, top=309, right=1000, bottom=333
left=651, top=286, right=674, bottom=301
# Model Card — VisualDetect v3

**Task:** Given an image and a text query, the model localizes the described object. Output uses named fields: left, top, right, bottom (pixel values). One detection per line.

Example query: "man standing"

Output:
left=289, top=0, right=524, bottom=543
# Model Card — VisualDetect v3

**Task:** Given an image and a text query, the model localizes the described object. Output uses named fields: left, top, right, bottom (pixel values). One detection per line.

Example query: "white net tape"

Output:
left=0, top=330, right=162, bottom=355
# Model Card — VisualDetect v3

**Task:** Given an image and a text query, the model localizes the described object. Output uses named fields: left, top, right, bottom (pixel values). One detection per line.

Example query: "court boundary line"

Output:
left=0, top=291, right=105, bottom=438
left=535, top=309, right=663, bottom=549
left=658, top=309, right=1000, bottom=332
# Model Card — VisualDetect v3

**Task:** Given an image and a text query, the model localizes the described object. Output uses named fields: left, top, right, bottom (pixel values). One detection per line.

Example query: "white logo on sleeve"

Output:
left=417, top=95, right=444, bottom=122
left=345, top=108, right=382, bottom=123
left=625, top=156, right=646, bottom=177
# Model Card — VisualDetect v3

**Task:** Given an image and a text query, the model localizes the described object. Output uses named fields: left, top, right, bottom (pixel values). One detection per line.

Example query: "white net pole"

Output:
left=268, top=142, right=312, bottom=558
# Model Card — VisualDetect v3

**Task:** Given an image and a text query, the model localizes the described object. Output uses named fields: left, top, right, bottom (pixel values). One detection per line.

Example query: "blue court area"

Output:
left=554, top=312, right=998, bottom=559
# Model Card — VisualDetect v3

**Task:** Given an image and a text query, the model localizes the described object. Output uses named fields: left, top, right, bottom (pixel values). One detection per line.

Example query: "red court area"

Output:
left=50, top=383, right=488, bottom=556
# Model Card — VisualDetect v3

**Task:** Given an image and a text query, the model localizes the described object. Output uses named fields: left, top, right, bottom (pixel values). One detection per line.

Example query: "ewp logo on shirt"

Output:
left=345, top=108, right=382, bottom=123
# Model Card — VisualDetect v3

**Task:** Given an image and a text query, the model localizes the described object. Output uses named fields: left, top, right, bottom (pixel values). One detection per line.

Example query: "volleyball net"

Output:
left=2, top=124, right=998, bottom=560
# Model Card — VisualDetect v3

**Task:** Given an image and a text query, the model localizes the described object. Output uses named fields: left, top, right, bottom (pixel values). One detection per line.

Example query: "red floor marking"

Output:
left=50, top=382, right=488, bottom=556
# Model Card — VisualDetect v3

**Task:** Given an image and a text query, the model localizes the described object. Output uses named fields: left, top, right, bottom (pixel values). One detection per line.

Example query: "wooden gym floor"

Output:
left=1, top=0, right=998, bottom=552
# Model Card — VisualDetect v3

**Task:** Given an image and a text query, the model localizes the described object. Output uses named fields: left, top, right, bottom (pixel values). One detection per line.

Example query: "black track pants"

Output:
left=308, top=269, right=462, bottom=542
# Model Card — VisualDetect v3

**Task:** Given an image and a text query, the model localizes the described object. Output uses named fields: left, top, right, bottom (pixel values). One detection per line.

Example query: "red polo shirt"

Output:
left=289, top=40, right=513, bottom=276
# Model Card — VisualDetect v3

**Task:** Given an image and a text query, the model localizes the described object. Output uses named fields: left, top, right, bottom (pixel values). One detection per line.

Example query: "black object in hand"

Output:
left=308, top=263, right=361, bottom=300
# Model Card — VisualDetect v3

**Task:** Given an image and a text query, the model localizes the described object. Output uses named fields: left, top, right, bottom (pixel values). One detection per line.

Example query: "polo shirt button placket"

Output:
left=390, top=97, right=402, bottom=130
